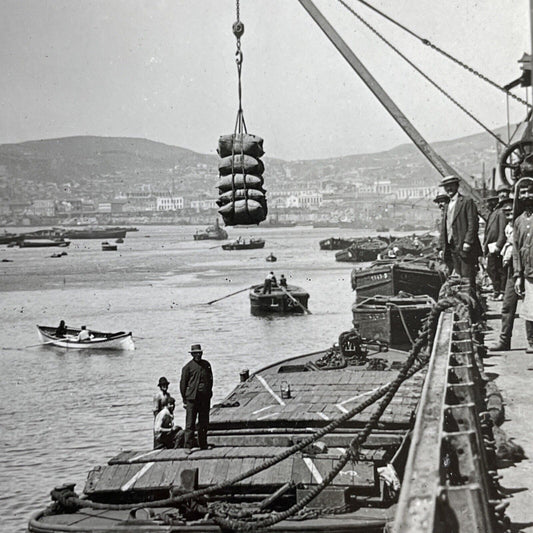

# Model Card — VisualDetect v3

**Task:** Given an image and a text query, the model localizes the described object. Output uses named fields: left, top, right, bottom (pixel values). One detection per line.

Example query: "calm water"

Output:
left=0, top=224, right=397, bottom=532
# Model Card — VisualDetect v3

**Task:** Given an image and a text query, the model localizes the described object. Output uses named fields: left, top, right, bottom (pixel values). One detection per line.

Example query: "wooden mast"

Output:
left=297, top=0, right=489, bottom=219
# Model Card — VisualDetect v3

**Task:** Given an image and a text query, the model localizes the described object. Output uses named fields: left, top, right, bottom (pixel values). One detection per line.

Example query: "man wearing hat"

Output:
left=433, top=193, right=450, bottom=211
left=153, top=376, right=171, bottom=418
left=496, top=185, right=511, bottom=204
left=180, top=344, right=214, bottom=450
left=490, top=197, right=519, bottom=351
left=512, top=178, right=533, bottom=353
left=483, top=195, right=506, bottom=300
left=439, top=175, right=482, bottom=288
left=153, top=397, right=184, bottom=449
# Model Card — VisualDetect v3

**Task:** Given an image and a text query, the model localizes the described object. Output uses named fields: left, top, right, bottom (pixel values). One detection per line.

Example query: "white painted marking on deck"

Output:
left=256, top=375, right=286, bottom=406
left=335, top=404, right=349, bottom=413
left=252, top=405, right=276, bottom=415
left=303, top=458, right=323, bottom=484
left=336, top=447, right=346, bottom=454
left=121, top=462, right=154, bottom=491
left=258, top=412, right=280, bottom=420
left=317, top=412, right=330, bottom=420
left=128, top=449, right=160, bottom=463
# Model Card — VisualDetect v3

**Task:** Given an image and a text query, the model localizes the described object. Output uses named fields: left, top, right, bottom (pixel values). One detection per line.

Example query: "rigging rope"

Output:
left=336, top=0, right=508, bottom=147
left=349, top=0, right=532, bottom=110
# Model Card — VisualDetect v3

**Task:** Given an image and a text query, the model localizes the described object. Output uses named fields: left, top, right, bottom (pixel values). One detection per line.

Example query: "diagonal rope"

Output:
left=336, top=0, right=508, bottom=147
left=349, top=0, right=531, bottom=109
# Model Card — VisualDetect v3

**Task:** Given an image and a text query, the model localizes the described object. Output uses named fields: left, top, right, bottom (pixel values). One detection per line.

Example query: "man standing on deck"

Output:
left=497, top=185, right=511, bottom=204
left=439, top=175, right=482, bottom=289
left=180, top=343, right=213, bottom=450
left=512, top=179, right=533, bottom=353
left=483, top=196, right=507, bottom=301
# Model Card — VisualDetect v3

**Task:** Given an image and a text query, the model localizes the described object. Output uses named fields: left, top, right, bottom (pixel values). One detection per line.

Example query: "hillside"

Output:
left=0, top=128, right=511, bottom=201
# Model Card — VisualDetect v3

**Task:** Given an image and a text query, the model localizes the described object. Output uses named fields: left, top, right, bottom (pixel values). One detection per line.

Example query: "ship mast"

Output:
left=298, top=0, right=489, bottom=219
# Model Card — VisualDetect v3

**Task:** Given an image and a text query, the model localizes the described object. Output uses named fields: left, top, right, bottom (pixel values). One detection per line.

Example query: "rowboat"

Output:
left=249, top=283, right=310, bottom=314
left=36, top=325, right=135, bottom=350
left=222, top=237, right=265, bottom=250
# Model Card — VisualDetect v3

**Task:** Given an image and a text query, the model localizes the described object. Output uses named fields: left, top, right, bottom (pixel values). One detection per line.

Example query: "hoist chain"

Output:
left=337, top=0, right=508, bottom=147
left=350, top=0, right=531, bottom=109
left=233, top=0, right=246, bottom=135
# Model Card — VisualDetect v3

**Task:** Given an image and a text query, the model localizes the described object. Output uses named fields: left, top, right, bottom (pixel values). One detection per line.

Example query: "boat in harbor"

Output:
left=0, top=231, right=18, bottom=245
left=63, top=227, right=127, bottom=239
left=36, top=325, right=135, bottom=350
left=19, top=239, right=70, bottom=248
left=335, top=238, right=388, bottom=262
left=193, top=219, right=228, bottom=240
left=319, top=236, right=357, bottom=250
left=101, top=241, right=118, bottom=251
left=351, top=256, right=447, bottom=302
left=249, top=283, right=310, bottom=314
left=222, top=237, right=265, bottom=250
left=27, top=328, right=424, bottom=533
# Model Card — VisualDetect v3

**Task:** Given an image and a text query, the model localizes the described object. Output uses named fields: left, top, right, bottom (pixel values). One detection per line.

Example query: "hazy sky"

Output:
left=0, top=0, right=530, bottom=160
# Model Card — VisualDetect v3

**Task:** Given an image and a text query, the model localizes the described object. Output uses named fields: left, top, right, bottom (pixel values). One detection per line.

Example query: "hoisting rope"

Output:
left=336, top=0, right=508, bottom=147
left=52, top=293, right=475, bottom=530
left=229, top=0, right=252, bottom=223
left=347, top=0, right=532, bottom=110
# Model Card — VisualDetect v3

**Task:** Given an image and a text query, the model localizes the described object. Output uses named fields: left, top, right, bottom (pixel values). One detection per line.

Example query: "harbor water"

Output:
left=0, top=224, right=401, bottom=532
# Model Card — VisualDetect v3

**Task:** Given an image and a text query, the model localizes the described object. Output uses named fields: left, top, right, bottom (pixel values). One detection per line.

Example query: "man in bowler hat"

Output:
left=439, top=175, right=482, bottom=289
left=180, top=343, right=213, bottom=450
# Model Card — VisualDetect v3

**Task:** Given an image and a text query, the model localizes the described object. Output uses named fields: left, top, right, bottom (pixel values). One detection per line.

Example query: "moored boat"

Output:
left=249, top=283, right=310, bottom=314
left=335, top=238, right=388, bottom=262
left=222, top=237, right=265, bottom=250
left=319, top=237, right=357, bottom=250
left=27, top=330, right=423, bottom=533
left=101, top=241, right=118, bottom=251
left=193, top=220, right=228, bottom=240
left=19, top=239, right=70, bottom=248
left=36, top=325, right=135, bottom=350
left=63, top=227, right=127, bottom=239
left=351, top=256, right=447, bottom=302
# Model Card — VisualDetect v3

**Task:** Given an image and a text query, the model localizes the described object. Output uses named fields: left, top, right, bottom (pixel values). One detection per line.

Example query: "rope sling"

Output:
left=216, top=0, right=268, bottom=226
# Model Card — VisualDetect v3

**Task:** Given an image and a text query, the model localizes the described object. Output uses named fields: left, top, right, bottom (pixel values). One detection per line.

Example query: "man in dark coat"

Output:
left=180, top=343, right=213, bottom=450
left=483, top=195, right=507, bottom=300
left=439, top=175, right=482, bottom=289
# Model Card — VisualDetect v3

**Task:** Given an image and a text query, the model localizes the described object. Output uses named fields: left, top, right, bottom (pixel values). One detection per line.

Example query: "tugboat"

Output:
left=193, top=219, right=228, bottom=241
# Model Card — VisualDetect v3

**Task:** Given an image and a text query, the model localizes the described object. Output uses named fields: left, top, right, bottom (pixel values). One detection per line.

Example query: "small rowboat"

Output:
left=36, top=325, right=135, bottom=350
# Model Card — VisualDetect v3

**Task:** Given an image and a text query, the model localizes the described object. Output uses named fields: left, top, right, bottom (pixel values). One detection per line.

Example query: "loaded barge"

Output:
left=28, top=282, right=510, bottom=532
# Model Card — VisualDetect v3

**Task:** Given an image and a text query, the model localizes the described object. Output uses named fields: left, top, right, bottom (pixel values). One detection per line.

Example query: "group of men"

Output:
left=434, top=174, right=533, bottom=352
left=152, top=343, right=214, bottom=451
left=263, top=271, right=288, bottom=294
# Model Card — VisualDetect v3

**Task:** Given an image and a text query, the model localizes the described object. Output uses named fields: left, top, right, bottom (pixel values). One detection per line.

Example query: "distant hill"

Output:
left=0, top=127, right=512, bottom=199
left=0, top=136, right=216, bottom=184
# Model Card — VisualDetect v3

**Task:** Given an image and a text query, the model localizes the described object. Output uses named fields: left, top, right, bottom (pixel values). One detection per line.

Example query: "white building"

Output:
left=156, top=196, right=184, bottom=211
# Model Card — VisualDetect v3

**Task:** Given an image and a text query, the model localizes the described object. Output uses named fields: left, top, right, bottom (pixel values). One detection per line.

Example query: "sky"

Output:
left=0, top=0, right=531, bottom=160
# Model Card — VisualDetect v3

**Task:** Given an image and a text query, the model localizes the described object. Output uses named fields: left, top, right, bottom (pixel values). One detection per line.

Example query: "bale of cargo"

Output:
left=218, top=133, right=265, bottom=158
left=218, top=154, right=265, bottom=177
left=217, top=188, right=266, bottom=206
left=217, top=174, right=264, bottom=192
left=218, top=199, right=266, bottom=225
